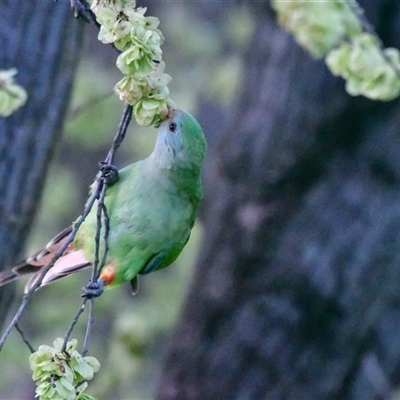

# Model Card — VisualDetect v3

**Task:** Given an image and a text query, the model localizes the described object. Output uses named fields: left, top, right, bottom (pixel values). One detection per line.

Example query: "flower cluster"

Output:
left=91, top=0, right=174, bottom=127
left=271, top=0, right=400, bottom=101
left=0, top=69, right=27, bottom=117
left=327, top=33, right=400, bottom=100
left=29, top=338, right=100, bottom=400
left=271, top=0, right=361, bottom=59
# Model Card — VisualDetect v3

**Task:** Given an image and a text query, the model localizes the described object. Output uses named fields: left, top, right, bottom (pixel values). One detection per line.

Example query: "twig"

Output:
left=0, top=295, right=29, bottom=351
left=82, top=298, right=94, bottom=356
left=348, top=0, right=400, bottom=78
left=61, top=104, right=133, bottom=353
left=105, top=104, right=133, bottom=164
left=15, top=323, right=35, bottom=354
left=69, top=0, right=100, bottom=28
left=60, top=0, right=129, bottom=354
left=91, top=200, right=110, bottom=285
left=68, top=0, right=120, bottom=54
left=99, top=203, right=111, bottom=278
left=61, top=299, right=88, bottom=354
left=92, top=190, right=106, bottom=283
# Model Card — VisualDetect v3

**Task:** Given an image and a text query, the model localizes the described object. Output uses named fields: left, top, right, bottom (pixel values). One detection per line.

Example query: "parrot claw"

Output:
left=82, top=278, right=105, bottom=298
left=100, top=163, right=120, bottom=185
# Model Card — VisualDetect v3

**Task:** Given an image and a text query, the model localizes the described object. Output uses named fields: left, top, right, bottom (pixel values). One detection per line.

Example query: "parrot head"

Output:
left=154, top=109, right=206, bottom=172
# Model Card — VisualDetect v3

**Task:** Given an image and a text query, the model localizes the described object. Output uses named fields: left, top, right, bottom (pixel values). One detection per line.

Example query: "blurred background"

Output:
left=2, top=1, right=400, bottom=400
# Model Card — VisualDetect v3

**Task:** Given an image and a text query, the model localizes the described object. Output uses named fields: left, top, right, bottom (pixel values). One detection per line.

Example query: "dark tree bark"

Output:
left=158, top=1, right=400, bottom=399
left=0, top=1, right=84, bottom=325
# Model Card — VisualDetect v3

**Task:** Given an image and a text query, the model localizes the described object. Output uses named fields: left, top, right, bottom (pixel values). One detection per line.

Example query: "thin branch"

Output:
left=99, top=203, right=111, bottom=277
left=82, top=298, right=94, bottom=356
left=69, top=0, right=100, bottom=28
left=92, top=189, right=106, bottom=283
left=0, top=295, right=29, bottom=351
left=15, top=322, right=35, bottom=354
left=62, top=299, right=88, bottom=354
left=81, top=105, right=132, bottom=349
left=68, top=0, right=120, bottom=54
left=60, top=104, right=133, bottom=353
left=105, top=104, right=133, bottom=164
left=91, top=200, right=110, bottom=285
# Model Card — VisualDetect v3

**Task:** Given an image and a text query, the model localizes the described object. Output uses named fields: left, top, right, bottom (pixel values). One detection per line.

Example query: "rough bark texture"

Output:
left=158, top=1, right=400, bottom=399
left=0, top=1, right=84, bottom=325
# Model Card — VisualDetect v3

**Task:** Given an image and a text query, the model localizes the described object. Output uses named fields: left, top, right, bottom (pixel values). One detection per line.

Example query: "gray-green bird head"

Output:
left=153, top=109, right=206, bottom=172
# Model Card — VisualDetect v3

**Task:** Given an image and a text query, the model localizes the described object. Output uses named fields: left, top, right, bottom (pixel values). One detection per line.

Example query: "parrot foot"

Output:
left=82, top=278, right=105, bottom=298
left=69, top=0, right=93, bottom=23
left=100, top=163, right=120, bottom=185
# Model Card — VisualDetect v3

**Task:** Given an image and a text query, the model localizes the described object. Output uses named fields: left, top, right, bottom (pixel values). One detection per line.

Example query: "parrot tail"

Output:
left=0, top=226, right=91, bottom=293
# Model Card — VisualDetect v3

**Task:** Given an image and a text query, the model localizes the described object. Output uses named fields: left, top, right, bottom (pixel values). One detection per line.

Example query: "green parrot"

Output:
left=0, top=109, right=206, bottom=295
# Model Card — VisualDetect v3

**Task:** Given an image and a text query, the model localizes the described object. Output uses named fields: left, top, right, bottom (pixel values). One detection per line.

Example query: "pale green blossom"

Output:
left=29, top=338, right=100, bottom=400
left=134, top=96, right=175, bottom=127
left=114, top=75, right=148, bottom=104
left=272, top=0, right=400, bottom=101
left=116, top=26, right=163, bottom=74
left=95, top=4, right=132, bottom=46
left=326, top=33, right=400, bottom=100
left=116, top=44, right=153, bottom=75
left=91, top=0, right=173, bottom=127
left=114, top=62, right=171, bottom=107
left=147, top=65, right=171, bottom=90
left=271, top=0, right=361, bottom=58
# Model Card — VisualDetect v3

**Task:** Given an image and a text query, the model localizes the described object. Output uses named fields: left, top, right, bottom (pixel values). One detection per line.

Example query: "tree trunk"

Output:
left=158, top=1, right=400, bottom=399
left=0, top=1, right=84, bottom=325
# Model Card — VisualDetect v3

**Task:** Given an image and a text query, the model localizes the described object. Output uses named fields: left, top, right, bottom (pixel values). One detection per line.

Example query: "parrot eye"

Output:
left=169, top=122, right=177, bottom=133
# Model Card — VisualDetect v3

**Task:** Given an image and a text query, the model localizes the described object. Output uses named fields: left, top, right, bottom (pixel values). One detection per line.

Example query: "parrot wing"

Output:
left=26, top=226, right=73, bottom=267
left=0, top=226, right=91, bottom=293
left=25, top=249, right=90, bottom=293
